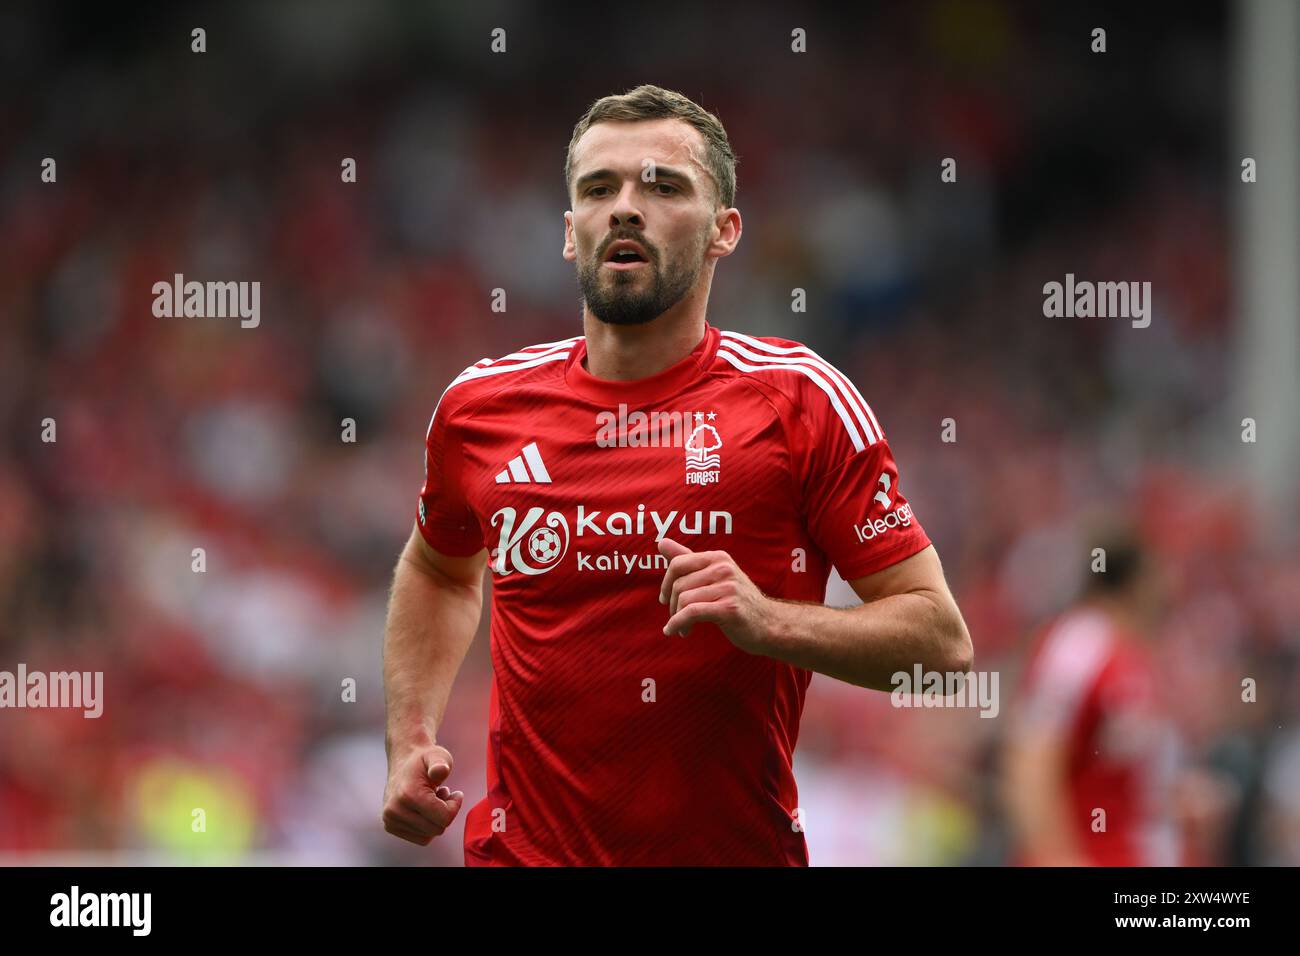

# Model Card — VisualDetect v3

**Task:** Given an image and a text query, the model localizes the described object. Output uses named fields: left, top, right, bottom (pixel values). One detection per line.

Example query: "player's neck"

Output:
left=581, top=311, right=707, bottom=382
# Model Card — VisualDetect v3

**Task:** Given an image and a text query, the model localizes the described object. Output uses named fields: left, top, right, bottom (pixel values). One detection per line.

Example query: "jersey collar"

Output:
left=564, top=321, right=720, bottom=406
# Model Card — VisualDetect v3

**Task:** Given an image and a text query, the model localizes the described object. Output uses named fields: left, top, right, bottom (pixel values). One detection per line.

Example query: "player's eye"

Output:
left=586, top=185, right=612, bottom=197
left=652, top=182, right=678, bottom=195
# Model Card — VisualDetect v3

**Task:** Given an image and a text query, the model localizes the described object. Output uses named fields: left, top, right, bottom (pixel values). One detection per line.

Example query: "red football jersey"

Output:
left=417, top=321, right=932, bottom=865
left=1017, top=607, right=1183, bottom=866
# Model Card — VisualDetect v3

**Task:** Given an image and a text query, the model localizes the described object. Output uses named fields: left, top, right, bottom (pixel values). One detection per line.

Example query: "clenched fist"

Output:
left=381, top=742, right=465, bottom=845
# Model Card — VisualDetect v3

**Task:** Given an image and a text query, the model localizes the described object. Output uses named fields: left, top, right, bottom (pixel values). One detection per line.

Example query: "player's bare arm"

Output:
left=380, top=526, right=487, bottom=844
left=657, top=537, right=972, bottom=691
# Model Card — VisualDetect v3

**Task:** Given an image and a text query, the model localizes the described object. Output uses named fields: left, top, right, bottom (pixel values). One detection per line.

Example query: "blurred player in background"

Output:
left=1002, top=529, right=1188, bottom=865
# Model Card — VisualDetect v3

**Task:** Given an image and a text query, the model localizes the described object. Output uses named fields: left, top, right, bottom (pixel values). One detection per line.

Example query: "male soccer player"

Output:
left=1002, top=530, right=1184, bottom=866
left=382, top=85, right=972, bottom=865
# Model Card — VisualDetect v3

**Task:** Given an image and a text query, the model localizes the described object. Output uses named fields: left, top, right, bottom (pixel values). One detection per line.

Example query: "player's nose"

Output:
left=609, top=209, right=643, bottom=229
left=609, top=184, right=644, bottom=227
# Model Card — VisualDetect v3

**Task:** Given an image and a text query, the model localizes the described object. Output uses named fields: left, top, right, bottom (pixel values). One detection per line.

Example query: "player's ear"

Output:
left=562, top=210, right=576, bottom=261
left=708, top=206, right=741, bottom=260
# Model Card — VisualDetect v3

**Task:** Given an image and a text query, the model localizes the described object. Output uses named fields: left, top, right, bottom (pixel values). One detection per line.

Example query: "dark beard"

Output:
left=577, top=244, right=702, bottom=326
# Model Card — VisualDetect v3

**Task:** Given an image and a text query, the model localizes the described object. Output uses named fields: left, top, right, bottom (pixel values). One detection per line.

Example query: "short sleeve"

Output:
left=788, top=364, right=931, bottom=581
left=416, top=390, right=485, bottom=557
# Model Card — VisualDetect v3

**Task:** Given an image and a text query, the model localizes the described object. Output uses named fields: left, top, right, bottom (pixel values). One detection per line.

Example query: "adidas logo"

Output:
left=494, top=441, right=552, bottom=484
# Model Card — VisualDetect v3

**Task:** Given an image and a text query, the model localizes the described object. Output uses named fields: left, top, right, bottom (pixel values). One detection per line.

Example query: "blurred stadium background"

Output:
left=1, top=0, right=1298, bottom=865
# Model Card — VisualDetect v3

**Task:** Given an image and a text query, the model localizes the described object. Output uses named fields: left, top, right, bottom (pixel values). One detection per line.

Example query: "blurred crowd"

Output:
left=1, top=1, right=1297, bottom=864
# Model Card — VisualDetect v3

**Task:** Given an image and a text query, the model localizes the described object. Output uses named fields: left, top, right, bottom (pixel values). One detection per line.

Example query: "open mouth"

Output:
left=603, top=241, right=649, bottom=270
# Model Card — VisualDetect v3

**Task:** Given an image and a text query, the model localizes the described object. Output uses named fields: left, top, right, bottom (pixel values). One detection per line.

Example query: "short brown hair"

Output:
left=564, top=84, right=738, bottom=209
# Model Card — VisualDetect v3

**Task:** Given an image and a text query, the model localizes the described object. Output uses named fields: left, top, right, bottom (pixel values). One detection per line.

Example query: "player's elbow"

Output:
left=948, top=625, right=974, bottom=675
left=900, top=596, right=972, bottom=676
left=934, top=601, right=973, bottom=675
